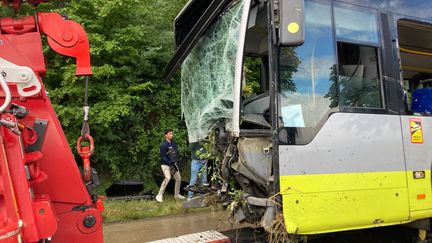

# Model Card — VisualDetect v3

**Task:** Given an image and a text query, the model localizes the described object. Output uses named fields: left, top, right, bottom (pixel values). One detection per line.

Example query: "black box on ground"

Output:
left=105, top=180, right=144, bottom=197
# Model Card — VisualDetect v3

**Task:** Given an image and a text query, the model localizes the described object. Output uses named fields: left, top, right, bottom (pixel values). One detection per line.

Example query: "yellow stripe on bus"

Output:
left=280, top=171, right=432, bottom=234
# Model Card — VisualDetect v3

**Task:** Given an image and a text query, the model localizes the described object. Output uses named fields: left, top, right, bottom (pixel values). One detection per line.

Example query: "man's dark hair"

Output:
left=164, top=128, right=173, bottom=135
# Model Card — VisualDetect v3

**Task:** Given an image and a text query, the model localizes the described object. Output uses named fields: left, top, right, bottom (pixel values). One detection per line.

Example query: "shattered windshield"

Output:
left=181, top=1, right=244, bottom=143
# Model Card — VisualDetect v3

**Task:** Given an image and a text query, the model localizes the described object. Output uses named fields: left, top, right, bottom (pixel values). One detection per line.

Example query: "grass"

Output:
left=102, top=194, right=218, bottom=224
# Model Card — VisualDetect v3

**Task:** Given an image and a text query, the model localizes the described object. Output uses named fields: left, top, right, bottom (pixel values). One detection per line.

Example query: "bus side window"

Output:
left=333, top=3, right=382, bottom=109
left=397, top=19, right=432, bottom=115
left=337, top=42, right=382, bottom=108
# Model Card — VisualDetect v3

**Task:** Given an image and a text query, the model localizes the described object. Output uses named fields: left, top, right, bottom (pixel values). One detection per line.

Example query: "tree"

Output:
left=34, top=0, right=189, bottom=188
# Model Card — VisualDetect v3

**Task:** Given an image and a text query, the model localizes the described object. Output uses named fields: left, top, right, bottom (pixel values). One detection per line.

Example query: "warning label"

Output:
left=410, top=118, right=423, bottom=144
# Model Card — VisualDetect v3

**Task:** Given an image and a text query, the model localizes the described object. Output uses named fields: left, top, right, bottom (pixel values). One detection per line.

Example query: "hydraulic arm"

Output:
left=0, top=1, right=103, bottom=242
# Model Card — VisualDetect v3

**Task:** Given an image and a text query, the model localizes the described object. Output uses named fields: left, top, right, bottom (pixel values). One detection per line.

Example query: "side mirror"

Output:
left=279, top=0, right=305, bottom=46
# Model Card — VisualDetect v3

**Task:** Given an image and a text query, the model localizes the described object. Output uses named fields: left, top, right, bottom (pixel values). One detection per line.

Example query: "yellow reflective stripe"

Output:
left=282, top=188, right=409, bottom=234
left=280, top=172, right=411, bottom=234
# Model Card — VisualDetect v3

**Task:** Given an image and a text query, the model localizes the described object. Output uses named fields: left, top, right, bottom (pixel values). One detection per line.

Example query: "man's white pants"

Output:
left=157, top=165, right=181, bottom=197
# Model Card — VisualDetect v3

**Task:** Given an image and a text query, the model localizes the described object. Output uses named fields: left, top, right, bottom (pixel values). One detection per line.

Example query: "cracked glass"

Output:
left=181, top=1, right=244, bottom=142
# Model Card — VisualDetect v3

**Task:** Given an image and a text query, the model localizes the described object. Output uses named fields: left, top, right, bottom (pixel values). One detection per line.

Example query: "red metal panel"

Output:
left=1, top=116, right=39, bottom=242
left=0, top=16, right=37, bottom=34
left=0, top=16, right=46, bottom=75
left=27, top=96, right=92, bottom=204
left=50, top=203, right=103, bottom=243
left=0, top=72, right=103, bottom=243
left=32, top=197, right=57, bottom=239
left=0, top=132, right=21, bottom=243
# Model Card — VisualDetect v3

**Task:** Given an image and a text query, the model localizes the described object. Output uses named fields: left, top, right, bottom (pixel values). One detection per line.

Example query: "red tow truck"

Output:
left=0, top=1, right=103, bottom=242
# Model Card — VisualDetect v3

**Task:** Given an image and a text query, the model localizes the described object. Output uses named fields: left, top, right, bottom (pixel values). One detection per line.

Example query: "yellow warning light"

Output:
left=417, top=194, right=426, bottom=200
left=287, top=22, right=300, bottom=34
left=413, top=171, right=425, bottom=179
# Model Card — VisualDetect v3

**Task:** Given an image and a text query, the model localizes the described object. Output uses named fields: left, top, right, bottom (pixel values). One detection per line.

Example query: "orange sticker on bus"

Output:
left=410, top=118, right=423, bottom=144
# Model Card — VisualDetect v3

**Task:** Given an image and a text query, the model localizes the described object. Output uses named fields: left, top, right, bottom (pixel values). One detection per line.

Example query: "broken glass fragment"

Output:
left=181, top=1, right=244, bottom=142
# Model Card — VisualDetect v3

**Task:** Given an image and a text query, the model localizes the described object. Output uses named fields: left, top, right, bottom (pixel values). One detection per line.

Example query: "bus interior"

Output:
left=398, top=19, right=432, bottom=114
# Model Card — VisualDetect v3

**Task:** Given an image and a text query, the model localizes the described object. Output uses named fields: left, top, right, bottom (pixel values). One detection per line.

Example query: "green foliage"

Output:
left=325, top=64, right=381, bottom=108
left=32, top=0, right=189, bottom=187
left=324, top=65, right=339, bottom=108
left=103, top=196, right=212, bottom=223
left=243, top=57, right=262, bottom=97
left=280, top=47, right=300, bottom=93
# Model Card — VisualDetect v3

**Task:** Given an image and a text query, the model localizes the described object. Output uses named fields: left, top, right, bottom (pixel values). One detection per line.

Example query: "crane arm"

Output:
left=38, top=12, right=92, bottom=76
left=0, top=0, right=91, bottom=76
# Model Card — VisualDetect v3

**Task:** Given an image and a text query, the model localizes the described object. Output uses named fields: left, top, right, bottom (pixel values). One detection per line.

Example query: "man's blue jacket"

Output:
left=160, top=140, right=179, bottom=166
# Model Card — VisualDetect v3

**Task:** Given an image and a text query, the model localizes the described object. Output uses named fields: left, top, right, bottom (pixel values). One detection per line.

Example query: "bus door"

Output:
left=397, top=19, right=432, bottom=214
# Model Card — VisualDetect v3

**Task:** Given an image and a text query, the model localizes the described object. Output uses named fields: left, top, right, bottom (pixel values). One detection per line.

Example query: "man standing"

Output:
left=187, top=141, right=208, bottom=200
left=155, top=129, right=185, bottom=202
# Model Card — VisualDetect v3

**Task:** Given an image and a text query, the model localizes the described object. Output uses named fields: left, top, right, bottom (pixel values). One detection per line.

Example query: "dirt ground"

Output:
left=103, top=211, right=250, bottom=243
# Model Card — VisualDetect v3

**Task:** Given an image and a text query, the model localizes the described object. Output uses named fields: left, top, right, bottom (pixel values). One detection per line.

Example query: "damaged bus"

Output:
left=165, top=0, right=432, bottom=239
